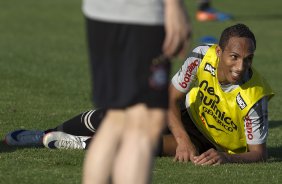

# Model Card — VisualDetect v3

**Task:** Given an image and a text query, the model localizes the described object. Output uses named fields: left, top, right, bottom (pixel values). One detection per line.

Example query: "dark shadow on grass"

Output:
left=0, top=139, right=44, bottom=153
left=267, top=121, right=282, bottom=162
left=269, top=120, right=282, bottom=129
left=268, top=146, right=282, bottom=162
left=234, top=13, right=282, bottom=21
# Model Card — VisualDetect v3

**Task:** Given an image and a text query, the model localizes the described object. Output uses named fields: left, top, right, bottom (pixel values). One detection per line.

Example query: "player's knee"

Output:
left=149, top=110, right=166, bottom=136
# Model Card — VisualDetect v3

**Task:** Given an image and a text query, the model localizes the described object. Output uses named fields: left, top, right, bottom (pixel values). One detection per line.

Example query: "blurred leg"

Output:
left=113, top=104, right=165, bottom=184
left=83, top=110, right=125, bottom=184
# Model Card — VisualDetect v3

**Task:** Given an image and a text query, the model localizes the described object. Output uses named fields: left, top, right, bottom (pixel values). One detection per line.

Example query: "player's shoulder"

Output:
left=182, top=44, right=212, bottom=66
left=190, top=44, right=213, bottom=59
left=189, top=44, right=212, bottom=60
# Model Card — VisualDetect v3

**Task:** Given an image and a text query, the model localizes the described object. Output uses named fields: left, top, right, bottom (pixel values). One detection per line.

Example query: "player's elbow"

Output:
left=251, top=149, right=268, bottom=163
left=247, top=143, right=268, bottom=163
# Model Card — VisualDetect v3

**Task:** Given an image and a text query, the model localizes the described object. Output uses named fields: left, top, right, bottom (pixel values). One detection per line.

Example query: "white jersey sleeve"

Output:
left=171, top=45, right=210, bottom=93
left=244, top=97, right=269, bottom=145
left=82, top=0, right=164, bottom=25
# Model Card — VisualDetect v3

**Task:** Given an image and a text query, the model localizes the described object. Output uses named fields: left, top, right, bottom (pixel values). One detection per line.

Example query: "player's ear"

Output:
left=216, top=46, right=222, bottom=57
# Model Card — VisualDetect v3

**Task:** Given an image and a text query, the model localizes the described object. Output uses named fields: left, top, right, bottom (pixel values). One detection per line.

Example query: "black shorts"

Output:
left=180, top=108, right=215, bottom=154
left=156, top=107, right=215, bottom=156
left=86, top=18, right=171, bottom=109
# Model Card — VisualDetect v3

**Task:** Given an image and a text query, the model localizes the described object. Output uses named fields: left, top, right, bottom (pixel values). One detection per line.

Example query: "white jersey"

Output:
left=82, top=0, right=164, bottom=25
left=171, top=45, right=268, bottom=145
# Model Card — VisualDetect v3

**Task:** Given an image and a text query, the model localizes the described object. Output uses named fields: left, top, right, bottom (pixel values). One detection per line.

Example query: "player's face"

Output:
left=216, top=37, right=255, bottom=84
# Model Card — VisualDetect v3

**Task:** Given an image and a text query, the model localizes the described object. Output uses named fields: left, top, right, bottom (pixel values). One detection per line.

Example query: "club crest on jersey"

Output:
left=204, top=63, right=216, bottom=76
left=236, top=93, right=247, bottom=110
left=149, top=65, right=167, bottom=90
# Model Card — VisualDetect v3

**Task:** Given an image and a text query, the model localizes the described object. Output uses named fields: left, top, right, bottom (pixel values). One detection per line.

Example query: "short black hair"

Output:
left=219, top=23, right=256, bottom=51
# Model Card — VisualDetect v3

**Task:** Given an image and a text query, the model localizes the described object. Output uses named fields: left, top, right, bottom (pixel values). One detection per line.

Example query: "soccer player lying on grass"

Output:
left=5, top=23, right=274, bottom=165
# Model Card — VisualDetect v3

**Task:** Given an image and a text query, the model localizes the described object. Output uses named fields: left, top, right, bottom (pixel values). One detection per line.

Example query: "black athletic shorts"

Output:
left=156, top=106, right=215, bottom=156
left=86, top=18, right=171, bottom=109
left=180, top=108, right=215, bottom=154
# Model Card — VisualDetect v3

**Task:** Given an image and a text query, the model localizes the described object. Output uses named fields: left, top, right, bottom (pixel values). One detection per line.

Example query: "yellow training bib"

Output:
left=188, top=45, right=274, bottom=154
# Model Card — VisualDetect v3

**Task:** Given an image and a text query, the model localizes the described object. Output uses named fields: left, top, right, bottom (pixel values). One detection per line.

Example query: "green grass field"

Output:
left=0, top=0, right=281, bottom=183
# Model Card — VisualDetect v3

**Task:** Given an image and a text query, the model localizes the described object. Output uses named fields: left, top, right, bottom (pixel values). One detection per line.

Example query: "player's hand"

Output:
left=174, top=140, right=198, bottom=163
left=193, top=148, right=229, bottom=166
left=163, top=0, right=192, bottom=59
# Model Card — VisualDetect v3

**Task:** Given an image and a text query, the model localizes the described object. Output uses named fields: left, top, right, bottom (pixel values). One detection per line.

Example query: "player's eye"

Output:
left=231, top=55, right=237, bottom=60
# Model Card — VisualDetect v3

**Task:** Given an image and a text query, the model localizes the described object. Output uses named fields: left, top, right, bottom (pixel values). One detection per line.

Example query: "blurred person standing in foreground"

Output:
left=82, top=0, right=191, bottom=184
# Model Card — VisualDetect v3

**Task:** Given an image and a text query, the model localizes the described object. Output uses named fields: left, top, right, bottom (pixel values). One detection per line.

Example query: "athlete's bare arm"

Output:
left=167, top=84, right=198, bottom=162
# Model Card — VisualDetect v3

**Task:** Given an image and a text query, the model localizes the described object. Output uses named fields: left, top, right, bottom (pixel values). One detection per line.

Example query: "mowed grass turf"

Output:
left=0, top=0, right=281, bottom=183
